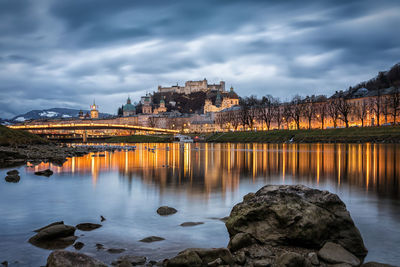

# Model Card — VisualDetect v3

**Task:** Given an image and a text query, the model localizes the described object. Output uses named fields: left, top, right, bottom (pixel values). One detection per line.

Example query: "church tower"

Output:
left=90, top=100, right=99, bottom=119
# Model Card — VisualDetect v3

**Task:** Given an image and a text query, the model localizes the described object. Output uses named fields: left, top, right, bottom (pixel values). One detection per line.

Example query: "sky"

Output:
left=0, top=0, right=399, bottom=118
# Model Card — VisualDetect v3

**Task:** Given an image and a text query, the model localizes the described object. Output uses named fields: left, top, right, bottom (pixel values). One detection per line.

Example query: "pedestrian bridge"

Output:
left=9, top=122, right=178, bottom=134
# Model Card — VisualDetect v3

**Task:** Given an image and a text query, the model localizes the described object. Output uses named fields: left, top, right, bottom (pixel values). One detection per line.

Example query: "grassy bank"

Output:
left=0, top=125, right=48, bottom=146
left=107, top=134, right=174, bottom=143
left=205, top=126, right=400, bottom=143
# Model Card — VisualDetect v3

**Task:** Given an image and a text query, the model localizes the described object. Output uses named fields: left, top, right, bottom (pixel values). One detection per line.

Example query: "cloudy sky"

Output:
left=0, top=0, right=399, bottom=118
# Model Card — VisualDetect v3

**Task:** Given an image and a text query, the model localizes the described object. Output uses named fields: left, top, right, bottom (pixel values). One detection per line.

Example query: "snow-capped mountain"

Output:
left=11, top=108, right=112, bottom=122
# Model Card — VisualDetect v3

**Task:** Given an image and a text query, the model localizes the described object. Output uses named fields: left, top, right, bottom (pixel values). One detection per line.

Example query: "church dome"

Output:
left=123, top=103, right=136, bottom=111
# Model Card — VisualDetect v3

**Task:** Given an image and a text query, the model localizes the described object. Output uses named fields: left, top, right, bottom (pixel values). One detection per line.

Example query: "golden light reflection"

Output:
left=27, top=143, right=400, bottom=197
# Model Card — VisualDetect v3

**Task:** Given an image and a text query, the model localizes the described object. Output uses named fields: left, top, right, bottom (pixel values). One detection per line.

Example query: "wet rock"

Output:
left=73, top=241, right=84, bottom=250
left=167, top=248, right=234, bottom=267
left=76, top=223, right=102, bottom=231
left=100, top=215, right=106, bottom=222
left=180, top=222, right=204, bottom=227
left=47, top=250, right=107, bottom=267
left=34, top=169, right=53, bottom=177
left=225, top=185, right=367, bottom=260
left=34, top=221, right=64, bottom=232
left=29, top=223, right=77, bottom=248
left=275, top=252, right=305, bottom=267
left=228, top=232, right=254, bottom=252
left=362, top=262, right=398, bottom=267
left=107, top=248, right=126, bottom=254
left=318, top=242, right=360, bottom=266
left=139, top=236, right=165, bottom=243
left=5, top=174, right=20, bottom=183
left=157, top=206, right=177, bottom=216
left=1, top=261, right=8, bottom=267
left=166, top=250, right=202, bottom=267
left=6, top=170, right=19, bottom=175
left=112, top=255, right=147, bottom=266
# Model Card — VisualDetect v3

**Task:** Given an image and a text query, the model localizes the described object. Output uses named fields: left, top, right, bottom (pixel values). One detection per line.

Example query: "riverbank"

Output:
left=205, top=126, right=400, bottom=143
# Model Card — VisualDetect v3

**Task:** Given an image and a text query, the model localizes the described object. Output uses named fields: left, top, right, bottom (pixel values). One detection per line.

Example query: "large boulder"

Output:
left=225, top=185, right=367, bottom=260
left=47, top=250, right=107, bottom=267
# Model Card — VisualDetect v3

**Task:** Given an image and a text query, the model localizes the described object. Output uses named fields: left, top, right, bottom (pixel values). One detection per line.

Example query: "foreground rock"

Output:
left=76, top=223, right=102, bottom=231
left=157, top=206, right=177, bottom=216
left=28, top=222, right=76, bottom=249
left=318, top=242, right=360, bottom=266
left=47, top=250, right=107, bottom=267
left=166, top=248, right=234, bottom=267
left=34, top=168, right=53, bottom=177
left=225, top=185, right=367, bottom=260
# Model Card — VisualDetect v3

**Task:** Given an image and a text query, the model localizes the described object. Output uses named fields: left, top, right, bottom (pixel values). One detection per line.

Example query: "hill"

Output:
left=11, top=108, right=112, bottom=122
left=0, top=125, right=47, bottom=146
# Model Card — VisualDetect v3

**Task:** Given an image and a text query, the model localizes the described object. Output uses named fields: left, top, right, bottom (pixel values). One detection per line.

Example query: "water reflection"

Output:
left=29, top=143, right=400, bottom=199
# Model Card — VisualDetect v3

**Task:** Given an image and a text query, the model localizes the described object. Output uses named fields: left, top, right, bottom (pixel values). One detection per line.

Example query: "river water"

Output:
left=0, top=143, right=399, bottom=266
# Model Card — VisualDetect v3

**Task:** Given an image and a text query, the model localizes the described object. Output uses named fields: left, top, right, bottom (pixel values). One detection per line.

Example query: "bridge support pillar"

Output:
left=83, top=130, right=87, bottom=143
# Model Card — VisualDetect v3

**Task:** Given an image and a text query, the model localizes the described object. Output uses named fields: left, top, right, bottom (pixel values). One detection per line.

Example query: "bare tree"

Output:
left=337, top=97, right=353, bottom=128
left=290, top=95, right=304, bottom=130
left=148, top=116, right=157, bottom=128
left=354, top=99, right=369, bottom=127
left=283, top=103, right=292, bottom=129
left=370, top=89, right=383, bottom=126
left=387, top=87, right=400, bottom=124
left=272, top=100, right=283, bottom=129
left=259, top=95, right=275, bottom=130
left=316, top=103, right=328, bottom=129
left=302, top=97, right=316, bottom=130
left=327, top=99, right=340, bottom=128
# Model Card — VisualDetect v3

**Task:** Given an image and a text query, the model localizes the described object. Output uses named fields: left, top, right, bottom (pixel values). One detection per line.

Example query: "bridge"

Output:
left=8, top=122, right=179, bottom=142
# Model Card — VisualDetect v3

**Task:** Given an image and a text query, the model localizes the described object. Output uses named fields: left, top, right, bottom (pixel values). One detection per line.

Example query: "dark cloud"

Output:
left=0, top=0, right=399, bottom=118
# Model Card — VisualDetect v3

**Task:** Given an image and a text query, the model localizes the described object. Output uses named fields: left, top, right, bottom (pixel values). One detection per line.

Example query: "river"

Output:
left=0, top=143, right=399, bottom=266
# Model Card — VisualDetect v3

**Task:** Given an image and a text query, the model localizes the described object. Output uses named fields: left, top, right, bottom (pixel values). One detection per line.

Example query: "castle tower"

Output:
left=90, top=100, right=99, bottom=119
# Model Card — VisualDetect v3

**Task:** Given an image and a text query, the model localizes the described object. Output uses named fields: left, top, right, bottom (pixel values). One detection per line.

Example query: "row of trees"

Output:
left=216, top=89, right=400, bottom=131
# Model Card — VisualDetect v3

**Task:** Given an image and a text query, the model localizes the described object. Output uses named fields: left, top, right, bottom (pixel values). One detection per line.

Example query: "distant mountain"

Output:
left=11, top=108, right=113, bottom=122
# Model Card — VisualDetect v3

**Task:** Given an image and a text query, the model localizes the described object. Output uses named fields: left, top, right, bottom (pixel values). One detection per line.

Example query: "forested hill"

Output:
left=350, top=63, right=400, bottom=93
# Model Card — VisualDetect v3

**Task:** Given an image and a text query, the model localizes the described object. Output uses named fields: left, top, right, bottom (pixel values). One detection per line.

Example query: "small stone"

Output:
left=112, top=255, right=147, bottom=266
left=166, top=250, right=202, bottom=267
left=1, top=261, right=8, bottom=267
left=308, top=252, right=319, bottom=265
left=76, top=223, right=102, bottom=231
left=34, top=221, right=64, bottom=232
left=253, top=259, right=272, bottom=267
left=234, top=251, right=246, bottom=265
left=139, top=236, right=165, bottom=243
left=107, top=248, right=126, bottom=254
left=34, top=169, right=53, bottom=177
left=73, top=241, right=84, bottom=250
left=180, top=222, right=204, bottom=227
left=96, top=243, right=105, bottom=250
left=207, top=258, right=223, bottom=266
left=318, top=242, right=360, bottom=266
left=6, top=170, right=19, bottom=175
left=100, top=215, right=106, bottom=222
left=5, top=174, right=20, bottom=183
left=156, top=206, right=177, bottom=216
left=275, top=252, right=305, bottom=267
left=228, top=232, right=254, bottom=251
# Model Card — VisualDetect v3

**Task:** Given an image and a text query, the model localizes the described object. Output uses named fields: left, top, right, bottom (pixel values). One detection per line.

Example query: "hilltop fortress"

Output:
left=158, top=78, right=225, bottom=94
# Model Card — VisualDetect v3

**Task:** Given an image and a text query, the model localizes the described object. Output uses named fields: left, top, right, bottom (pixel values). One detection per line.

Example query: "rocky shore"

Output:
left=0, top=144, right=117, bottom=168
left=22, top=185, right=395, bottom=267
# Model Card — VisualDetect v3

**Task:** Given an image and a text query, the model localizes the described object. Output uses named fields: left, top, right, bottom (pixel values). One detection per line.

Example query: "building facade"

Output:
left=158, top=78, right=225, bottom=94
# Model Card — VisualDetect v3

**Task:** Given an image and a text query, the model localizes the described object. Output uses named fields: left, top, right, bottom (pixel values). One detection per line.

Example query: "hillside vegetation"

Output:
left=0, top=125, right=48, bottom=146
left=205, top=126, right=400, bottom=143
